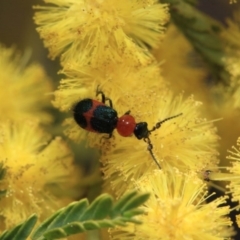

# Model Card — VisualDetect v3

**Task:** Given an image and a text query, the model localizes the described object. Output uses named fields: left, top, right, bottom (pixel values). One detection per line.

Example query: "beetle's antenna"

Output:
left=143, top=114, right=182, bottom=169
left=144, top=137, right=161, bottom=169
left=149, top=113, right=183, bottom=133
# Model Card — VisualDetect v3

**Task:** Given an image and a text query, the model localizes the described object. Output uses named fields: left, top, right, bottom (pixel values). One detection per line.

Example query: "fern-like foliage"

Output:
left=0, top=215, right=38, bottom=240
left=0, top=191, right=149, bottom=240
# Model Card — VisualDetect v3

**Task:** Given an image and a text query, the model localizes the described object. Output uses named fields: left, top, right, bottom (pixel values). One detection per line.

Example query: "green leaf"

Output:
left=30, top=191, right=149, bottom=240
left=79, top=194, right=113, bottom=221
left=31, top=199, right=88, bottom=239
left=62, top=222, right=90, bottom=235
left=118, top=217, right=141, bottom=224
left=122, top=209, right=145, bottom=218
left=82, top=221, right=99, bottom=230
left=111, top=191, right=137, bottom=217
left=95, top=220, right=115, bottom=228
left=121, top=193, right=150, bottom=212
left=112, top=219, right=127, bottom=227
left=42, top=228, right=66, bottom=240
left=0, top=215, right=37, bottom=240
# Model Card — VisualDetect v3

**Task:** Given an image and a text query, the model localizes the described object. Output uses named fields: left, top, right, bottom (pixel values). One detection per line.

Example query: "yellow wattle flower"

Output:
left=100, top=88, right=219, bottom=196
left=224, top=55, right=240, bottom=109
left=52, top=52, right=219, bottom=196
left=53, top=57, right=164, bottom=112
left=236, top=214, right=240, bottom=228
left=222, top=11, right=240, bottom=49
left=33, top=0, right=168, bottom=66
left=226, top=137, right=240, bottom=202
left=153, top=24, right=206, bottom=97
left=0, top=120, right=77, bottom=230
left=221, top=11, right=240, bottom=108
left=30, top=0, right=237, bottom=238
left=110, top=170, right=234, bottom=240
left=0, top=44, right=53, bottom=123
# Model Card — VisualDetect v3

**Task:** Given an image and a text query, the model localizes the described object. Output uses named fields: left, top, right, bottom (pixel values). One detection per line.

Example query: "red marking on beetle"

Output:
left=83, top=100, right=104, bottom=132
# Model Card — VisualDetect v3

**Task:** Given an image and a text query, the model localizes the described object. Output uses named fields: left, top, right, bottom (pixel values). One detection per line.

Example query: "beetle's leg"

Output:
left=106, top=133, right=112, bottom=139
left=105, top=98, right=113, bottom=108
left=149, top=113, right=183, bottom=133
left=96, top=86, right=106, bottom=103
left=144, top=137, right=161, bottom=170
left=100, top=133, right=113, bottom=143
left=96, top=86, right=113, bottom=107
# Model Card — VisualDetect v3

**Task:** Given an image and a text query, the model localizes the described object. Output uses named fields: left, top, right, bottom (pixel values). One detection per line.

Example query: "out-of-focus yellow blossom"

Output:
left=212, top=105, right=240, bottom=175
left=110, top=170, right=235, bottom=240
left=224, top=55, right=240, bottom=108
left=222, top=11, right=240, bottom=48
left=236, top=214, right=240, bottom=228
left=0, top=119, right=78, bottom=231
left=153, top=25, right=206, bottom=97
left=214, top=20, right=240, bottom=165
left=221, top=10, right=240, bottom=109
left=68, top=234, right=87, bottom=240
left=226, top=137, right=240, bottom=202
left=33, top=0, right=168, bottom=66
left=0, top=45, right=53, bottom=123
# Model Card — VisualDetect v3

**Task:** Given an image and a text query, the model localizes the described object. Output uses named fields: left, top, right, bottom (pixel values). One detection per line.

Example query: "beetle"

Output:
left=73, top=87, right=182, bottom=169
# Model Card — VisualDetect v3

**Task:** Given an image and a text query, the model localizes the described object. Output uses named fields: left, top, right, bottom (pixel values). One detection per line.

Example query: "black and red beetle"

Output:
left=73, top=87, right=182, bottom=169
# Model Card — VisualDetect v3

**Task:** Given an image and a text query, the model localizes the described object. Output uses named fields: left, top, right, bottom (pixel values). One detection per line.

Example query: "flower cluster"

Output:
left=0, top=45, right=52, bottom=123
left=227, top=137, right=240, bottom=202
left=110, top=170, right=234, bottom=240
left=0, top=45, right=78, bottom=231
left=34, top=0, right=168, bottom=66
left=29, top=0, right=240, bottom=239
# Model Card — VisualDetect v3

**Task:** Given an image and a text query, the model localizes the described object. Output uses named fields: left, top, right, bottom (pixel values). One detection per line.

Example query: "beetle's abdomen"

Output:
left=91, top=105, right=118, bottom=133
left=73, top=99, right=118, bottom=134
left=73, top=99, right=93, bottom=129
